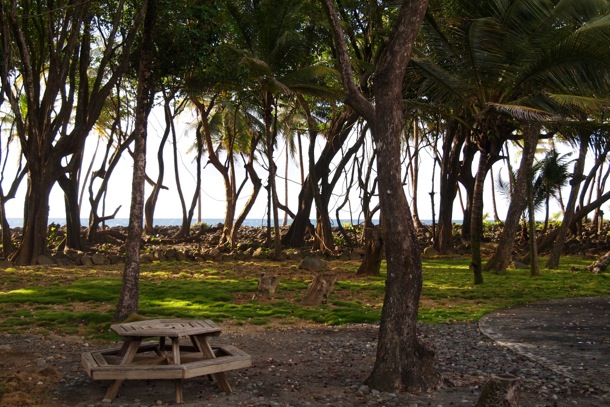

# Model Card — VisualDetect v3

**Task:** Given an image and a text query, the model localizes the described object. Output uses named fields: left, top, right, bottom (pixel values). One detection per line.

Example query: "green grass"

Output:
left=0, top=256, right=607, bottom=338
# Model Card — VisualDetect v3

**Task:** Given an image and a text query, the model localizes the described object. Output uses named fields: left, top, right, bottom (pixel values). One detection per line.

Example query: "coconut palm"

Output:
left=534, top=149, right=572, bottom=232
left=412, top=0, right=610, bottom=280
left=222, top=0, right=339, bottom=257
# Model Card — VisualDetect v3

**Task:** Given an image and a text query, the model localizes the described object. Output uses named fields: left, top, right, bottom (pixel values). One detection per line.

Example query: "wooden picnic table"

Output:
left=81, top=319, right=251, bottom=404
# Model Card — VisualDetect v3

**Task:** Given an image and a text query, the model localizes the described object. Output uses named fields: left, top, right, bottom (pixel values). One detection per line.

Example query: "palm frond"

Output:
left=546, top=93, right=610, bottom=113
left=487, top=102, right=561, bottom=121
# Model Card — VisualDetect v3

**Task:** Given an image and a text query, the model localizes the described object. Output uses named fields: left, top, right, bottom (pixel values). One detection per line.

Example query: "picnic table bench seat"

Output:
left=81, top=343, right=251, bottom=381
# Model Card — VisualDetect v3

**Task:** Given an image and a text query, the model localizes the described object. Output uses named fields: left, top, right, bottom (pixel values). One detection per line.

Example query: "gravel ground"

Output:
left=1, top=322, right=608, bottom=407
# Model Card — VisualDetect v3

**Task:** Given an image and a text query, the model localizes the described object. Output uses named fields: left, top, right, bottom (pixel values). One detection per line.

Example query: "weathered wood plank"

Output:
left=92, top=365, right=184, bottom=380
left=182, top=356, right=252, bottom=379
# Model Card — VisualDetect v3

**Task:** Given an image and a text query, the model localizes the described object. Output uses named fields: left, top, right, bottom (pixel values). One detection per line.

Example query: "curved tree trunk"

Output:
left=546, top=134, right=588, bottom=268
left=459, top=142, right=478, bottom=241
left=229, top=145, right=263, bottom=248
left=282, top=108, right=357, bottom=247
left=484, top=124, right=540, bottom=273
left=144, top=91, right=173, bottom=235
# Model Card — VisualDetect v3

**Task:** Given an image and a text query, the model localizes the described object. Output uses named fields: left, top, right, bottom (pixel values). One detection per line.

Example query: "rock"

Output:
left=509, top=260, right=528, bottom=269
left=153, top=250, right=167, bottom=261
left=423, top=246, right=439, bottom=257
left=299, top=256, right=328, bottom=272
left=208, top=247, right=223, bottom=261
left=252, top=247, right=267, bottom=259
left=80, top=255, right=94, bottom=266
left=91, top=253, right=108, bottom=265
left=348, top=252, right=361, bottom=260
left=108, top=255, right=123, bottom=264
left=475, top=373, right=520, bottom=407
left=37, top=254, right=55, bottom=265
left=164, top=248, right=178, bottom=260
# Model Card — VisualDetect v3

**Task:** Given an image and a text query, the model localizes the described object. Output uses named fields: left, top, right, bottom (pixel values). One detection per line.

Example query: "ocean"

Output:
left=5, top=217, right=446, bottom=228
left=6, top=218, right=272, bottom=228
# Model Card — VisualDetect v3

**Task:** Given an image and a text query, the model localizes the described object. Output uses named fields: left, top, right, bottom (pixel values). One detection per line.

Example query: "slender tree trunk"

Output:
left=283, top=145, right=289, bottom=226
left=230, top=150, right=263, bottom=248
left=490, top=170, right=501, bottom=223
left=407, top=119, right=425, bottom=231
left=470, top=152, right=490, bottom=285
left=115, top=0, right=153, bottom=322
left=527, top=180, right=540, bottom=276
left=144, top=91, right=173, bottom=235
left=484, top=124, right=539, bottom=273
left=546, top=134, right=589, bottom=268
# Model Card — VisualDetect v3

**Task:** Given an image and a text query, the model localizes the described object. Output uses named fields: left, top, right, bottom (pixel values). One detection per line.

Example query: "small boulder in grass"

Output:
left=299, top=256, right=328, bottom=272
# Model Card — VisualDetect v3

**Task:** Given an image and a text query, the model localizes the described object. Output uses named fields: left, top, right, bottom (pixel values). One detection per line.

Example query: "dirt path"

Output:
left=1, top=319, right=609, bottom=406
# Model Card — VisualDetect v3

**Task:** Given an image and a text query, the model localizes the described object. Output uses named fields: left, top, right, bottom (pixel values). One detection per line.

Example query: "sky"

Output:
left=1, top=106, right=577, bottom=226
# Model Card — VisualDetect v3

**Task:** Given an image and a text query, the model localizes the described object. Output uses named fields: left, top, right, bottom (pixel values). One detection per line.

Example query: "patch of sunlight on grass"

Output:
left=0, top=288, right=36, bottom=295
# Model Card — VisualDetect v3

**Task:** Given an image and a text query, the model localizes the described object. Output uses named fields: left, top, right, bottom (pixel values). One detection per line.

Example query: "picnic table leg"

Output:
left=171, top=337, right=184, bottom=404
left=102, top=338, right=141, bottom=403
left=191, top=335, right=232, bottom=393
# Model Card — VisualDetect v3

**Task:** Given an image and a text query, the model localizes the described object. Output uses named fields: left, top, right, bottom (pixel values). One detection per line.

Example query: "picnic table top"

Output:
left=110, top=318, right=221, bottom=338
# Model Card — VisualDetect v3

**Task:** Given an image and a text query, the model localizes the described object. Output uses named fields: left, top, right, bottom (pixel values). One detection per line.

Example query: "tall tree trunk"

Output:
left=10, top=163, right=55, bottom=265
left=489, top=170, right=501, bottom=223
left=322, top=0, right=438, bottom=392
left=366, top=88, right=438, bottom=392
left=546, top=134, right=588, bottom=268
left=484, top=124, right=539, bottom=273
left=470, top=152, right=490, bottom=285
left=144, top=91, right=173, bottom=235
left=282, top=108, right=357, bottom=247
left=407, top=118, right=425, bottom=231
left=436, top=121, right=466, bottom=253
left=459, top=143, right=478, bottom=241
left=58, top=170, right=84, bottom=251
left=527, top=179, right=540, bottom=276
left=0, top=199, right=12, bottom=259
left=229, top=145, right=263, bottom=248
left=115, top=0, right=154, bottom=322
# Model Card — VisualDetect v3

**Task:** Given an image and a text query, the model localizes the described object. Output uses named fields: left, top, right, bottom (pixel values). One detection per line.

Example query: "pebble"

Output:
left=1, top=322, right=608, bottom=406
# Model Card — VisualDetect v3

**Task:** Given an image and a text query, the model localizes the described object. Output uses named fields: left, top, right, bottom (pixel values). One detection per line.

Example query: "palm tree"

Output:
left=413, top=0, right=610, bottom=279
left=535, top=149, right=572, bottom=233
left=223, top=0, right=338, bottom=257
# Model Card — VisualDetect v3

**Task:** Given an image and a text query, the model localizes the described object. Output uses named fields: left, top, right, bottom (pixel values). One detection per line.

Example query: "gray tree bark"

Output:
left=115, top=0, right=154, bottom=322
left=321, top=0, right=439, bottom=392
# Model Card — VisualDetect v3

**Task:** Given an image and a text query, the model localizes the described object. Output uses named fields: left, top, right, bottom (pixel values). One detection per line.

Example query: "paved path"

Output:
left=479, top=296, right=610, bottom=393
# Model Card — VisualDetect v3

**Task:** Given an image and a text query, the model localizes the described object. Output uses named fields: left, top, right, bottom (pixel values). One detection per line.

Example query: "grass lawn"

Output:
left=0, top=256, right=607, bottom=339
